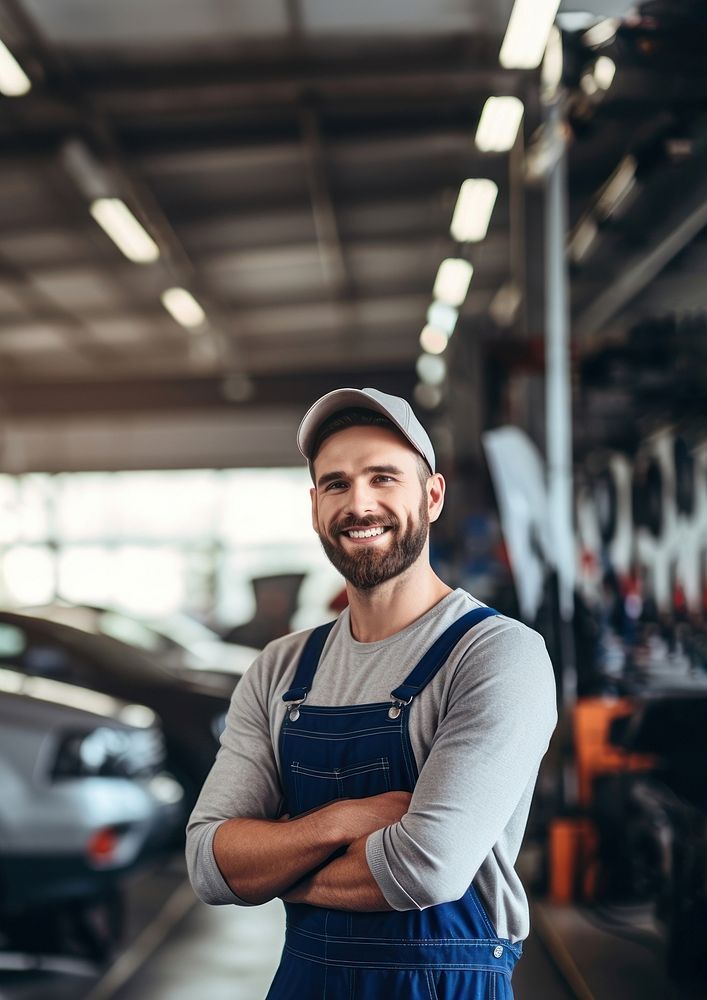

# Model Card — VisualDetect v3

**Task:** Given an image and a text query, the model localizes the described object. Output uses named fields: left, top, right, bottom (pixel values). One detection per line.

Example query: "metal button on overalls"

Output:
left=267, top=607, right=522, bottom=1000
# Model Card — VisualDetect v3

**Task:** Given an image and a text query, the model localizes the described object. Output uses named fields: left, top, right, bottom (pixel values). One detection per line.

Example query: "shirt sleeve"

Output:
left=185, top=649, right=285, bottom=906
left=365, top=623, right=557, bottom=910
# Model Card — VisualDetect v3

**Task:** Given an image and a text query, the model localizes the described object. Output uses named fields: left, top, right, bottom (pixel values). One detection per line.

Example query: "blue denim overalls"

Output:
left=265, top=607, right=522, bottom=999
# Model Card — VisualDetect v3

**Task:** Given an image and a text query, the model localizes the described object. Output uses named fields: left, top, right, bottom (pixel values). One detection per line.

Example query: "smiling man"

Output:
left=186, top=387, right=557, bottom=999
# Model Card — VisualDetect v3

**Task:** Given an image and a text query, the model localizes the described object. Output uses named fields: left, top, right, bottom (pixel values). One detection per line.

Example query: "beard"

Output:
left=318, top=495, right=429, bottom=591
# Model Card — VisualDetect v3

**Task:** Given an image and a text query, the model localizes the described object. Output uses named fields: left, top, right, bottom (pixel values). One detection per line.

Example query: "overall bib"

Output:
left=266, top=607, right=522, bottom=1000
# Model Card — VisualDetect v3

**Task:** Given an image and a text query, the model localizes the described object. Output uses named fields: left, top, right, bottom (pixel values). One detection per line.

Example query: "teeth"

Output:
left=348, top=527, right=386, bottom=539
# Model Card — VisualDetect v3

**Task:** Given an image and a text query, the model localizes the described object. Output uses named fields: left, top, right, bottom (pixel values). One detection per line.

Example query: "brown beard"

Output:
left=318, top=494, right=429, bottom=591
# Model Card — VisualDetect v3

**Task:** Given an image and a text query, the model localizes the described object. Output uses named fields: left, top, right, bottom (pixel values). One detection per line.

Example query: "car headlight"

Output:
left=52, top=725, right=164, bottom=780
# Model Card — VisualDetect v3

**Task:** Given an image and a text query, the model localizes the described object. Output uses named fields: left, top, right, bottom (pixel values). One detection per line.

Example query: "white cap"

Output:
left=297, top=387, right=435, bottom=479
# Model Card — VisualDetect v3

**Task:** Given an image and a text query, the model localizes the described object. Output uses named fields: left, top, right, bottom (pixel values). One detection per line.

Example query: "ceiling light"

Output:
left=416, top=353, right=447, bottom=386
left=582, top=18, right=619, bottom=49
left=450, top=179, right=498, bottom=243
left=580, top=71, right=598, bottom=96
left=433, top=258, right=473, bottom=307
left=541, top=25, right=564, bottom=100
left=0, top=38, right=31, bottom=96
left=414, top=383, right=443, bottom=410
left=475, top=97, right=524, bottom=153
left=426, top=301, right=458, bottom=336
left=419, top=325, right=448, bottom=355
left=161, top=287, right=206, bottom=328
left=499, top=0, right=561, bottom=70
left=90, top=198, right=160, bottom=263
left=595, top=155, right=636, bottom=219
left=594, top=56, right=616, bottom=90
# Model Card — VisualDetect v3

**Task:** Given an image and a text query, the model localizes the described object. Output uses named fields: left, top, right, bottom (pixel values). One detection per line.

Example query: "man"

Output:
left=186, top=387, right=557, bottom=998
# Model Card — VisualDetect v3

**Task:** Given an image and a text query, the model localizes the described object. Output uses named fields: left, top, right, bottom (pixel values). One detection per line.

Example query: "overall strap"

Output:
left=391, top=607, right=499, bottom=705
left=281, top=620, right=336, bottom=704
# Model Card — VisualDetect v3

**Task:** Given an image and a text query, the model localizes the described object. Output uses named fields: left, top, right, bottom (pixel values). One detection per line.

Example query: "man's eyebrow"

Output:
left=317, top=470, right=347, bottom=488
left=366, top=464, right=405, bottom=476
left=316, top=464, right=405, bottom=488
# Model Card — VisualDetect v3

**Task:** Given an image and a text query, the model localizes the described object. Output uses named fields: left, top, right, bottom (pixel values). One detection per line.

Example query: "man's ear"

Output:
left=310, top=486, right=320, bottom=534
left=427, top=473, right=446, bottom=524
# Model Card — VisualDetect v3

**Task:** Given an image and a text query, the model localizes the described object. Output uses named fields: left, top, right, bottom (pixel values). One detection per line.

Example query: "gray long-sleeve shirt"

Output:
left=186, top=589, right=557, bottom=942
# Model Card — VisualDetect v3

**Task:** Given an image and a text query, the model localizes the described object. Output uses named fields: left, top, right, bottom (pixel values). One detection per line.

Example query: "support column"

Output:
left=544, top=97, right=577, bottom=706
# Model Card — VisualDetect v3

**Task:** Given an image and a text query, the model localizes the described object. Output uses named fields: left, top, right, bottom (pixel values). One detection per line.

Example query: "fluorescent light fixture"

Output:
left=419, top=325, right=448, bottom=355
left=541, top=25, right=563, bottom=99
left=89, top=198, right=160, bottom=263
left=161, top=287, right=206, bottom=328
left=580, top=71, right=598, bottom=96
left=416, top=353, right=447, bottom=386
left=433, top=258, right=473, bottom=307
left=499, top=0, right=561, bottom=69
left=450, top=179, right=498, bottom=243
left=426, top=301, right=458, bottom=336
left=582, top=18, right=619, bottom=49
left=594, top=56, right=616, bottom=90
left=475, top=97, right=524, bottom=153
left=0, top=38, right=31, bottom=96
left=596, top=156, right=636, bottom=219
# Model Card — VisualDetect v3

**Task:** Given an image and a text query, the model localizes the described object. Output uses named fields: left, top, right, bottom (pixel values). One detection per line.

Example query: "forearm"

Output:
left=213, top=807, right=345, bottom=905
left=283, top=836, right=392, bottom=911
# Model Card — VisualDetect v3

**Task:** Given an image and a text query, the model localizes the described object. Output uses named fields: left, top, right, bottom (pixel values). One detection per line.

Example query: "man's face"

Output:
left=310, top=425, right=440, bottom=591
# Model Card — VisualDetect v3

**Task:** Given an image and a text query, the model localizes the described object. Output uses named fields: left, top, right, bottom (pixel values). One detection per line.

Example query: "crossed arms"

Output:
left=212, top=791, right=411, bottom=910
left=186, top=623, right=557, bottom=914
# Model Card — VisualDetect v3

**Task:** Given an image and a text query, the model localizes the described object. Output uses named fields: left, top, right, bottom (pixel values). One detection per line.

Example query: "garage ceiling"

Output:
left=0, top=0, right=704, bottom=468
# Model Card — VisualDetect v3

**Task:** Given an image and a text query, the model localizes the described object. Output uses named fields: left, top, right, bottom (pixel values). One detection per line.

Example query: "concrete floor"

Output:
left=0, top=857, right=703, bottom=1000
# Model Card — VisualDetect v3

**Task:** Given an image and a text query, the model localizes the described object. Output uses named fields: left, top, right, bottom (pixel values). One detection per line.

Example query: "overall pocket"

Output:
left=290, top=757, right=391, bottom=814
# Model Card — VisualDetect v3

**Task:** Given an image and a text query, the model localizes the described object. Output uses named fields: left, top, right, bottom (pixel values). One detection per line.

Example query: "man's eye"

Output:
left=374, top=475, right=395, bottom=483
left=324, top=481, right=347, bottom=491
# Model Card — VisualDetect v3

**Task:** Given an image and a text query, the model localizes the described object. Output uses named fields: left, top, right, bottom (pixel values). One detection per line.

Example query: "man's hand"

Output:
left=213, top=790, right=411, bottom=906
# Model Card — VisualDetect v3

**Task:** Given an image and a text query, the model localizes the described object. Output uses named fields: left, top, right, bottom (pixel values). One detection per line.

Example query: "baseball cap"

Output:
left=297, top=387, right=435, bottom=478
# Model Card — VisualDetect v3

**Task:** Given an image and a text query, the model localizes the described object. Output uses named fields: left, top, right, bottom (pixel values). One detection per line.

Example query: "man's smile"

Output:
left=341, top=526, right=392, bottom=541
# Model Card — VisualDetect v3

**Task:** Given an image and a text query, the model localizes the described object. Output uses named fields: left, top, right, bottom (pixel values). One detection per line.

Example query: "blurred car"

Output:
left=0, top=676, right=183, bottom=959
left=594, top=692, right=707, bottom=984
left=24, top=602, right=260, bottom=677
left=0, top=610, right=238, bottom=809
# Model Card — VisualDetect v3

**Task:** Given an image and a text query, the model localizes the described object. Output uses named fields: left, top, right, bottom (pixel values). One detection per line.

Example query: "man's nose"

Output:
left=344, top=480, right=377, bottom=516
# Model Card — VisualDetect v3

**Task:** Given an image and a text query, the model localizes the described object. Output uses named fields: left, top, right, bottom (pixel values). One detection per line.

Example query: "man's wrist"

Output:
left=295, top=799, right=349, bottom=852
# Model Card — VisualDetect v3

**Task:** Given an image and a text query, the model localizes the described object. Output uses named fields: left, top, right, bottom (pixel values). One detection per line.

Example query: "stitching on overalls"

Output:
left=490, top=970, right=496, bottom=1000
left=283, top=947, right=500, bottom=971
left=425, top=968, right=439, bottom=1000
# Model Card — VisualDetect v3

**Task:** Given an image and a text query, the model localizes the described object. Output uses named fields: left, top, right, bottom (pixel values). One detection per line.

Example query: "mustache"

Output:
left=330, top=514, right=399, bottom=535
